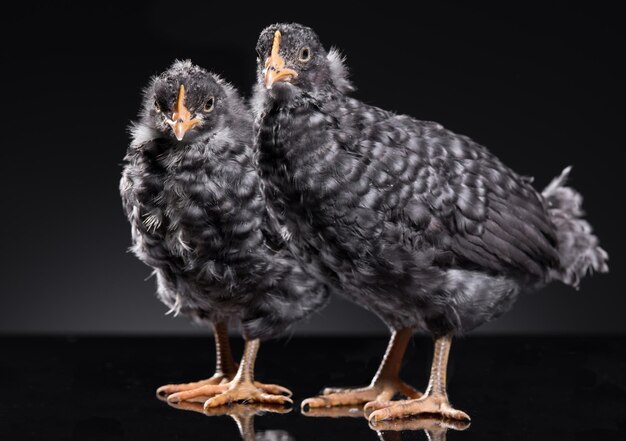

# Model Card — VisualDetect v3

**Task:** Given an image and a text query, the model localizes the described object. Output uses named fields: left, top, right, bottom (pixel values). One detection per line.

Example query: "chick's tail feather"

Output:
left=542, top=166, right=609, bottom=288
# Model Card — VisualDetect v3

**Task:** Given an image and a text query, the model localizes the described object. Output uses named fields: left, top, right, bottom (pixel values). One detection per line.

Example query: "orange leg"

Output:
left=367, top=334, right=470, bottom=423
left=157, top=322, right=290, bottom=400
left=157, top=321, right=237, bottom=398
left=167, top=338, right=293, bottom=407
left=301, top=328, right=421, bottom=412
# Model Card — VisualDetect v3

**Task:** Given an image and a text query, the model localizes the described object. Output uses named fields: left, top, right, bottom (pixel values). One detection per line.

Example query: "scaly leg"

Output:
left=158, top=322, right=290, bottom=401
left=157, top=321, right=237, bottom=398
left=168, top=338, right=293, bottom=407
left=367, top=334, right=470, bottom=423
left=301, top=328, right=421, bottom=412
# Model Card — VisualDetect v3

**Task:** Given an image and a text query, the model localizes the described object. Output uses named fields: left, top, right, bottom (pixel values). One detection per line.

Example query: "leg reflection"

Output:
left=165, top=399, right=292, bottom=441
left=372, top=416, right=470, bottom=441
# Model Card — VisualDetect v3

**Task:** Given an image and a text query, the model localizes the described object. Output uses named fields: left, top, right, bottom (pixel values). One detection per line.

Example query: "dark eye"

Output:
left=204, top=96, right=215, bottom=113
left=154, top=99, right=161, bottom=113
left=299, top=47, right=311, bottom=62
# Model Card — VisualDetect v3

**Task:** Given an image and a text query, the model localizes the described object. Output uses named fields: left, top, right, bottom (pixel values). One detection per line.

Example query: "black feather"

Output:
left=120, top=60, right=329, bottom=339
left=253, top=24, right=608, bottom=335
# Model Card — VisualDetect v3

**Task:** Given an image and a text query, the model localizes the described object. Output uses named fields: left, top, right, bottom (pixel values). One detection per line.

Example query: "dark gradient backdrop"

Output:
left=1, top=3, right=622, bottom=335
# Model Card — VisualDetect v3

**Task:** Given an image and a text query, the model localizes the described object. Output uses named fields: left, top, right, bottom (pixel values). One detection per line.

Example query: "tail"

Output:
left=542, top=166, right=609, bottom=288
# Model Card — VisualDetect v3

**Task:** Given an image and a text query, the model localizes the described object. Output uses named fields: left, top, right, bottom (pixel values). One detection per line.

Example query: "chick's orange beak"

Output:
left=168, top=84, right=201, bottom=141
left=264, top=31, right=298, bottom=89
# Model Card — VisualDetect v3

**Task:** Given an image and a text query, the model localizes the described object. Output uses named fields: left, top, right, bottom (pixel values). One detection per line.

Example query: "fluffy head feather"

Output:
left=255, top=23, right=353, bottom=99
left=134, top=60, right=250, bottom=145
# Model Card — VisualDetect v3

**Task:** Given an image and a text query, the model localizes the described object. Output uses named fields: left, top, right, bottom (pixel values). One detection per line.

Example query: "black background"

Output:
left=1, top=2, right=623, bottom=335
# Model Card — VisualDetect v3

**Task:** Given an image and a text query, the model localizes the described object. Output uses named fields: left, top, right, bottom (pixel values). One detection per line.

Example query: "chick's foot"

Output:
left=301, top=328, right=421, bottom=412
left=302, top=380, right=421, bottom=411
left=168, top=338, right=292, bottom=408
left=201, top=379, right=293, bottom=409
left=166, top=380, right=291, bottom=404
left=367, top=393, right=470, bottom=423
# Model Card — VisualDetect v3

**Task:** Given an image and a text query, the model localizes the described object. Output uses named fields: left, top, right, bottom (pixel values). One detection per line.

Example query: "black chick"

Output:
left=252, top=24, right=609, bottom=422
left=120, top=60, right=328, bottom=408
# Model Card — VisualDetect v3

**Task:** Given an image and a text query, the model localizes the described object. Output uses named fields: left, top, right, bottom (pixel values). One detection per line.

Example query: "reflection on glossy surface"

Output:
left=162, top=398, right=293, bottom=441
left=301, top=404, right=365, bottom=418
left=2, top=336, right=625, bottom=439
left=372, top=417, right=470, bottom=441
left=302, top=401, right=469, bottom=440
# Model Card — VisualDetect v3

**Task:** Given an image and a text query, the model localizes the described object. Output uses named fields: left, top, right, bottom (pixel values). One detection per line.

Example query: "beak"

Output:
left=264, top=31, right=298, bottom=89
left=168, top=84, right=201, bottom=141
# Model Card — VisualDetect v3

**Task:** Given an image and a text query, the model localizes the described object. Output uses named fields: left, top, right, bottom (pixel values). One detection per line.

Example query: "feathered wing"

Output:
left=333, top=107, right=562, bottom=279
left=433, top=155, right=560, bottom=278
left=401, top=123, right=609, bottom=284
left=294, top=47, right=604, bottom=283
left=357, top=113, right=608, bottom=283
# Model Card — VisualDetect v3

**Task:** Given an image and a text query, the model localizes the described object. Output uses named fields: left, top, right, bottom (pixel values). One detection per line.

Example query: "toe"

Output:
left=301, top=396, right=329, bottom=410
left=256, top=393, right=293, bottom=406
left=368, top=406, right=395, bottom=423
left=156, top=385, right=173, bottom=397
left=363, top=399, right=395, bottom=413
left=302, top=388, right=375, bottom=409
left=442, top=404, right=471, bottom=422
left=167, top=385, right=223, bottom=403
left=203, top=392, right=233, bottom=409
left=255, top=382, right=293, bottom=397
left=157, top=383, right=191, bottom=396
left=368, top=400, right=416, bottom=423
left=156, top=375, right=229, bottom=397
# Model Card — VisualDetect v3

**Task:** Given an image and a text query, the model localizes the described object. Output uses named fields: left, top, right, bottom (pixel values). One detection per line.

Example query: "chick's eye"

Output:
left=154, top=99, right=161, bottom=113
left=204, top=96, right=215, bottom=112
left=299, top=47, right=311, bottom=62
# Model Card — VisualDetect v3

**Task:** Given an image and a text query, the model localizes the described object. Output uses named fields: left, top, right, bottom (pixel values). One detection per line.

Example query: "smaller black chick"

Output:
left=120, top=60, right=328, bottom=408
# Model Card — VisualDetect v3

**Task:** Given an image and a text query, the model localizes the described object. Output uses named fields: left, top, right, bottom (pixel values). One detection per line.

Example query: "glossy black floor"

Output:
left=1, top=335, right=624, bottom=440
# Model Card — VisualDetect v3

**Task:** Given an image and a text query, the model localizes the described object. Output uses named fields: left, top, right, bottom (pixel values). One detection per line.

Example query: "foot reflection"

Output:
left=303, top=402, right=469, bottom=440
left=164, top=399, right=293, bottom=441
left=372, top=416, right=470, bottom=441
left=301, top=404, right=364, bottom=418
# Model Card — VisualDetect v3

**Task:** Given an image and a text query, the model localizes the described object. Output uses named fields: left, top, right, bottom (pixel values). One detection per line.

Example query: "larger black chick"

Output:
left=120, top=60, right=328, bottom=408
left=252, top=24, right=609, bottom=422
